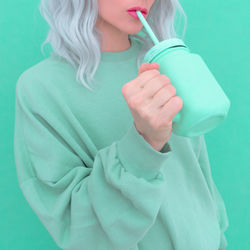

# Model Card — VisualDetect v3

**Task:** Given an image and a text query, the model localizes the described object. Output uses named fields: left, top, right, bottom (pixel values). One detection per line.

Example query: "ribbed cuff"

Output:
left=116, top=122, right=172, bottom=180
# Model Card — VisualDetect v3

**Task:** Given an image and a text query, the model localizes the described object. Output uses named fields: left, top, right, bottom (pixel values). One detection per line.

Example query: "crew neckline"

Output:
left=100, top=37, right=141, bottom=63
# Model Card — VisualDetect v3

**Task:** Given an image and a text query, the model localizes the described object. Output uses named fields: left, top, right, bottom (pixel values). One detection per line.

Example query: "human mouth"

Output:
left=127, top=6, right=148, bottom=20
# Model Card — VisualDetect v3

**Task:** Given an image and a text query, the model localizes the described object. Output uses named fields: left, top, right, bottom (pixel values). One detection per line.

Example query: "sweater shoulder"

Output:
left=17, top=57, right=74, bottom=89
left=15, top=57, right=77, bottom=115
left=16, top=57, right=75, bottom=100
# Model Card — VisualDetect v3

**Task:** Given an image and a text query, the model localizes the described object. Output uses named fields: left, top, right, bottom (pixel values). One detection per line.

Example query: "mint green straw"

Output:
left=136, top=11, right=160, bottom=45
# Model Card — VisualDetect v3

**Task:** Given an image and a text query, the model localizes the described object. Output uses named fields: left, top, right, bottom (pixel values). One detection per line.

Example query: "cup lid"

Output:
left=143, top=38, right=188, bottom=63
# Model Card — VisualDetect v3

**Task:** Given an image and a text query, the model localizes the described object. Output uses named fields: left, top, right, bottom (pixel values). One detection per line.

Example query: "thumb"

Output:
left=138, top=62, right=159, bottom=76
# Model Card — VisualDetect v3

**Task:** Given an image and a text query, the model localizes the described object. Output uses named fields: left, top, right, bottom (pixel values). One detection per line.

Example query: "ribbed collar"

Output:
left=100, top=37, right=141, bottom=63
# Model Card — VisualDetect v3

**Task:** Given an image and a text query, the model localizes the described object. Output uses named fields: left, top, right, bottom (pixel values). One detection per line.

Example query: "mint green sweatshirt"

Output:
left=14, top=37, right=229, bottom=250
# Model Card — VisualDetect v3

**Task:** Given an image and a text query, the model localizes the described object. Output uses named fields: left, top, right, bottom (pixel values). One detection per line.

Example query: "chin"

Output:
left=122, top=25, right=143, bottom=35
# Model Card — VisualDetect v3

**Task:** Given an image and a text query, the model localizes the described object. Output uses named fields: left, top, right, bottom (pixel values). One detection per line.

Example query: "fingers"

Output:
left=137, top=65, right=161, bottom=89
left=140, top=74, right=171, bottom=105
left=138, top=62, right=159, bottom=76
left=159, top=96, right=183, bottom=123
left=149, top=84, right=176, bottom=110
left=122, top=62, right=160, bottom=104
left=123, top=63, right=159, bottom=97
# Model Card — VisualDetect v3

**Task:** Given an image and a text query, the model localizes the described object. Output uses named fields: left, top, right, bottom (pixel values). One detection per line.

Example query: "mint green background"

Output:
left=1, top=0, right=249, bottom=249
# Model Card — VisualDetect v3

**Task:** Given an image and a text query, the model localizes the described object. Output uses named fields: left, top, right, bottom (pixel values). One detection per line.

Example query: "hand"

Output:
left=121, top=62, right=183, bottom=151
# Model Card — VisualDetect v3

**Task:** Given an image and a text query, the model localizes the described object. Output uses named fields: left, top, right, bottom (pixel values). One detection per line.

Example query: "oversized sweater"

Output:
left=14, top=37, right=229, bottom=250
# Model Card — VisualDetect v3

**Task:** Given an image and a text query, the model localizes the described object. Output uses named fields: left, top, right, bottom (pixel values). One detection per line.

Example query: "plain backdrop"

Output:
left=0, top=0, right=249, bottom=249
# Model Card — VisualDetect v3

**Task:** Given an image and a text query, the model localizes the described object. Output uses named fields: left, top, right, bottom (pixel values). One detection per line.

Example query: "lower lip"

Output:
left=127, top=10, right=147, bottom=20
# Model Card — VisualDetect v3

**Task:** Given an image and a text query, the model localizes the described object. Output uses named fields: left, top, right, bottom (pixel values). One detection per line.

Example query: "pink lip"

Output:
left=127, top=6, right=148, bottom=13
left=127, top=10, right=147, bottom=20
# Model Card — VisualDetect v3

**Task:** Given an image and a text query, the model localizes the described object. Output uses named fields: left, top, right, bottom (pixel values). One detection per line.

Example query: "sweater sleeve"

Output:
left=198, top=135, right=229, bottom=250
left=14, top=76, right=173, bottom=250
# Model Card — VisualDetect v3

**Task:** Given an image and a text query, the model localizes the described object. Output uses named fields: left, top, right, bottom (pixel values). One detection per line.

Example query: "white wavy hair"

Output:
left=39, top=0, right=187, bottom=91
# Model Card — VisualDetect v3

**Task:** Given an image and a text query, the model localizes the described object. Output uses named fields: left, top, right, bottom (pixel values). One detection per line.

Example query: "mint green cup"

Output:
left=142, top=38, right=231, bottom=137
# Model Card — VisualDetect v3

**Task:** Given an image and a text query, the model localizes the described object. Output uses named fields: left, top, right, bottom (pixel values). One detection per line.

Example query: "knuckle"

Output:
left=121, top=84, right=129, bottom=96
left=128, top=98, right=136, bottom=109
left=129, top=96, right=142, bottom=108
left=160, top=74, right=171, bottom=83
left=173, top=96, right=183, bottom=107
left=168, top=85, right=177, bottom=96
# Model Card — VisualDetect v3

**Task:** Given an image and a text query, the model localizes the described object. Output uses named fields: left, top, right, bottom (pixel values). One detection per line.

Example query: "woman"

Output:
left=14, top=0, right=229, bottom=249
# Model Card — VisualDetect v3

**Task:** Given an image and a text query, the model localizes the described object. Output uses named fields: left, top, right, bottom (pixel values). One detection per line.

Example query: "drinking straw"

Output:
left=136, top=11, right=160, bottom=45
